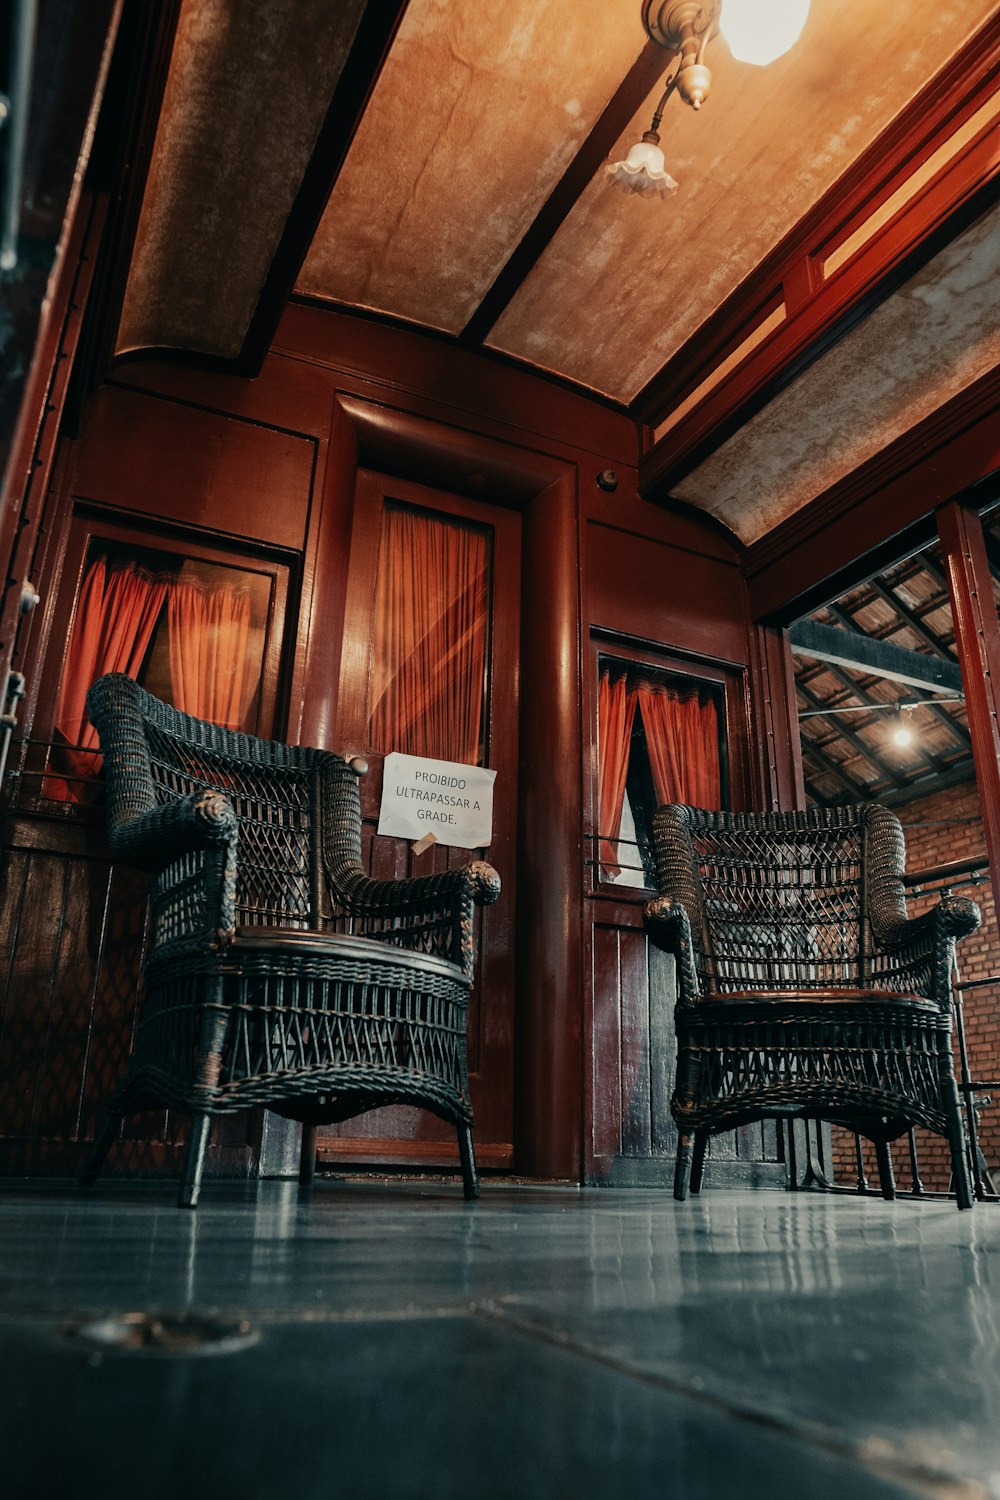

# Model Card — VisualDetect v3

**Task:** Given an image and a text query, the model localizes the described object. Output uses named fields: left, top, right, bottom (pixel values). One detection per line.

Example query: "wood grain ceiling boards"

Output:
left=793, top=539, right=993, bottom=808
left=296, top=0, right=648, bottom=335
left=484, top=0, right=998, bottom=401
left=116, top=0, right=368, bottom=361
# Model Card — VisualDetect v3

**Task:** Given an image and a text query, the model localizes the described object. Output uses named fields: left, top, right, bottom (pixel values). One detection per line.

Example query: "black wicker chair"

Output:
left=80, top=673, right=500, bottom=1207
left=643, top=803, right=980, bottom=1208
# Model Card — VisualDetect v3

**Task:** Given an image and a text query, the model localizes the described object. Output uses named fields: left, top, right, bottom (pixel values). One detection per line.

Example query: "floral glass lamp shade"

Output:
left=605, top=134, right=679, bottom=197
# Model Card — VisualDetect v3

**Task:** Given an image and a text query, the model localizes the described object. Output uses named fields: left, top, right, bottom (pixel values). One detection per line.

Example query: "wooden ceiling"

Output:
left=111, top=0, right=1000, bottom=545
left=794, top=512, right=1000, bottom=807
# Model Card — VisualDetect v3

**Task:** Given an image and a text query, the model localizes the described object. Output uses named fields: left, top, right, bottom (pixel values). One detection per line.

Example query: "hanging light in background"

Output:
left=606, top=0, right=810, bottom=196
left=891, top=703, right=916, bottom=749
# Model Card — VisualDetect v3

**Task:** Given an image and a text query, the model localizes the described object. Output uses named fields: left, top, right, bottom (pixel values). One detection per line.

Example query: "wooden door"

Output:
left=318, top=470, right=520, bottom=1172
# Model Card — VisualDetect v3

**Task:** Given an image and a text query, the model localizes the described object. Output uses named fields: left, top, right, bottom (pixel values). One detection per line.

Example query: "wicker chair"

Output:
left=643, top=803, right=980, bottom=1208
left=80, top=673, right=500, bottom=1207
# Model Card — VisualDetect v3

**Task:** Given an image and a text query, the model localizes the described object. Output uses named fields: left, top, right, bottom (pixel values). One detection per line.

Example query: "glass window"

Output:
left=47, top=537, right=275, bottom=801
left=598, top=657, right=727, bottom=887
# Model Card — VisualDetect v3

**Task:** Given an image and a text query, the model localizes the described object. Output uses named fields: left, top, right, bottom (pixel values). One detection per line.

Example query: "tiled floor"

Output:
left=2, top=1177, right=998, bottom=1499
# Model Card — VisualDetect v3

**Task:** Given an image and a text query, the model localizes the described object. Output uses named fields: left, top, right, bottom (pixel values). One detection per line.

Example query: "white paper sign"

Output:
left=377, top=752, right=496, bottom=850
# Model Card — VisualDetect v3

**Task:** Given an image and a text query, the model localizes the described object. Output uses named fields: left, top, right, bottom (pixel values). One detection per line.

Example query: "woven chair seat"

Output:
left=696, top=989, right=935, bottom=1010
left=643, top=803, right=980, bottom=1209
left=228, top=927, right=467, bottom=981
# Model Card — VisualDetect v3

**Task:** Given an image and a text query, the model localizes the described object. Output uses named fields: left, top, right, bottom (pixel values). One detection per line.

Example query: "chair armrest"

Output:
left=642, top=896, right=702, bottom=1004
left=328, top=859, right=501, bottom=976
left=109, top=792, right=240, bottom=951
left=872, top=896, right=981, bottom=1005
left=333, top=859, right=501, bottom=913
left=107, top=790, right=239, bottom=871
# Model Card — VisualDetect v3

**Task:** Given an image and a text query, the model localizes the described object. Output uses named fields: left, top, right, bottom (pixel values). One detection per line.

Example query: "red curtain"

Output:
left=636, top=681, right=721, bottom=809
left=597, top=668, right=637, bottom=876
left=167, top=580, right=253, bottom=730
left=50, top=558, right=169, bottom=798
left=367, top=507, right=490, bottom=765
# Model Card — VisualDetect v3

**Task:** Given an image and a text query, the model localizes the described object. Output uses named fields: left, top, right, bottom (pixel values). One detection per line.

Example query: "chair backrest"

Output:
left=650, top=803, right=908, bottom=994
left=88, top=674, right=333, bottom=929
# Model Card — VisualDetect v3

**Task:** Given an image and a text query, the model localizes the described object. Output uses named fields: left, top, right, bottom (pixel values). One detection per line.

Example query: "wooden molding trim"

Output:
left=938, top=502, right=1000, bottom=899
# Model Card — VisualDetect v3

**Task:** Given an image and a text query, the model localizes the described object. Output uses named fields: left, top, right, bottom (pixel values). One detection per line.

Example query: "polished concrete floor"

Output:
left=2, top=1178, right=1000, bottom=1499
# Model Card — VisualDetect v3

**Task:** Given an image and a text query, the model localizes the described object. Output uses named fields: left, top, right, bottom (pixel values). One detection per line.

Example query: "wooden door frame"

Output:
left=296, top=393, right=584, bottom=1179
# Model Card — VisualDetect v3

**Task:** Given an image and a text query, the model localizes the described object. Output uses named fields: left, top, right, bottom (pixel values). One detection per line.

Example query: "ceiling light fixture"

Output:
left=606, top=0, right=810, bottom=197
left=891, top=703, right=916, bottom=749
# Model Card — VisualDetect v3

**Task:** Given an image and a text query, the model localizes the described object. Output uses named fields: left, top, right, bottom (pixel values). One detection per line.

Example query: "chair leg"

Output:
left=299, top=1122, right=318, bottom=1188
left=178, top=989, right=229, bottom=1209
left=79, top=1108, right=121, bottom=1188
left=458, top=1122, right=480, bottom=1201
left=689, top=1130, right=709, bottom=1195
left=875, top=1139, right=896, bottom=1201
left=943, top=1078, right=974, bottom=1210
left=178, top=1113, right=214, bottom=1209
left=674, top=1133, right=693, bottom=1201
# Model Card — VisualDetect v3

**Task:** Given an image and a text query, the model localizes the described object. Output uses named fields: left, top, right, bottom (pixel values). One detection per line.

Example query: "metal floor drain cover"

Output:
left=69, top=1312, right=258, bottom=1356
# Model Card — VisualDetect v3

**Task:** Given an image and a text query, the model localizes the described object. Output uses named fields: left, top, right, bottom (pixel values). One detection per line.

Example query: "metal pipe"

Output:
left=1, top=0, right=39, bottom=273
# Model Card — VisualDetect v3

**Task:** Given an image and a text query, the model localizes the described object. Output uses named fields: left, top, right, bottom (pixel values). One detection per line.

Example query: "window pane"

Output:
left=598, top=658, right=726, bottom=886
left=366, top=503, right=492, bottom=766
left=47, top=539, right=273, bottom=801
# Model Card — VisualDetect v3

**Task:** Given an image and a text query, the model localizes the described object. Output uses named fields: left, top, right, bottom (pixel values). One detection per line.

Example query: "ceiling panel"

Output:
left=117, top=0, right=366, bottom=361
left=673, top=198, right=1000, bottom=543
left=485, top=0, right=996, bottom=400
left=295, top=0, right=647, bottom=333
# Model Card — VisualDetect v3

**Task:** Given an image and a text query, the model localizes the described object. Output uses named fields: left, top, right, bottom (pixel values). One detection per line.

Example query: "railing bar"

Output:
left=903, top=857, right=988, bottom=886
left=952, top=960, right=987, bottom=1200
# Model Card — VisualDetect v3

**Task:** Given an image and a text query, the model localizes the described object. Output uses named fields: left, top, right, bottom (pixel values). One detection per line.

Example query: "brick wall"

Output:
left=830, top=779, right=1000, bottom=1195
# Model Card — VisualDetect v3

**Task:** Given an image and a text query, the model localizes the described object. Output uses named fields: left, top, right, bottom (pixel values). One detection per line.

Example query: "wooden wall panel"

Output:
left=586, top=518, right=746, bottom=664
left=0, top=824, right=257, bottom=1177
left=74, top=384, right=315, bottom=551
left=274, top=303, right=638, bottom=465
left=7, top=299, right=758, bottom=1185
left=589, top=916, right=677, bottom=1187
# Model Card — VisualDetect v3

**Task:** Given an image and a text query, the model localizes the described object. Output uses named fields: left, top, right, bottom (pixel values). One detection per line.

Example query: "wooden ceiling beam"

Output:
left=795, top=676, right=906, bottom=792
left=826, top=592, right=971, bottom=750
left=235, top=0, right=410, bottom=377
left=877, top=762, right=976, bottom=809
left=790, top=619, right=964, bottom=695
left=863, top=581, right=957, bottom=661
left=635, top=10, right=1000, bottom=498
left=460, top=40, right=669, bottom=347
left=818, top=657, right=952, bottom=781
left=798, top=731, right=871, bottom=802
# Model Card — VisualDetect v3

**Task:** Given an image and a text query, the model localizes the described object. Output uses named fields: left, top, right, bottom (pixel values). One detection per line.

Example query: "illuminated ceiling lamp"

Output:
left=606, top=0, right=810, bottom=197
left=891, top=702, right=916, bottom=748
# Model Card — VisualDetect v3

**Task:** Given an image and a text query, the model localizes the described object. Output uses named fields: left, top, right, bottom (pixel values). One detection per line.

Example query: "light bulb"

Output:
left=891, top=704, right=915, bottom=748
left=720, top=0, right=810, bottom=66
